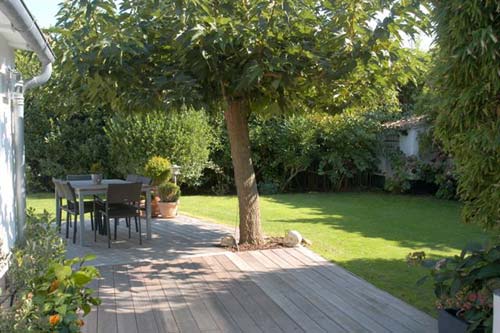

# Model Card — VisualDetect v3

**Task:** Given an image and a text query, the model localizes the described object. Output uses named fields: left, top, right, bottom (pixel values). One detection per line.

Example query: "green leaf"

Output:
left=83, top=254, right=97, bottom=262
left=476, top=263, right=500, bottom=279
left=73, top=271, right=93, bottom=286
left=82, top=303, right=91, bottom=315
left=55, top=265, right=73, bottom=281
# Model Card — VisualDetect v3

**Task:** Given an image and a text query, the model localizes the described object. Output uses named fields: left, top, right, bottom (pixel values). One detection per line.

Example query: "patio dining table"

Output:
left=55, top=179, right=155, bottom=246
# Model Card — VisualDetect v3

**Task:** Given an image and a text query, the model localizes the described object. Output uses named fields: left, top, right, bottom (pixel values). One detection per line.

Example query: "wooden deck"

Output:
left=67, top=216, right=437, bottom=333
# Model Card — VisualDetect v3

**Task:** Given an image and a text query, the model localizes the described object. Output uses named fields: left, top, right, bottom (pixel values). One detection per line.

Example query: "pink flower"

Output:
left=468, top=293, right=478, bottom=302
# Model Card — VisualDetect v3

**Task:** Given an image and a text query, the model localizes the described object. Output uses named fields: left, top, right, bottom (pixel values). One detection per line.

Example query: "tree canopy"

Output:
left=55, top=0, right=429, bottom=113
left=48, top=0, right=431, bottom=244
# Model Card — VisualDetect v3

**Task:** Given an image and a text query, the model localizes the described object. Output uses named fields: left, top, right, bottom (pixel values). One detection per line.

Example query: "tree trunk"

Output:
left=224, top=98, right=263, bottom=245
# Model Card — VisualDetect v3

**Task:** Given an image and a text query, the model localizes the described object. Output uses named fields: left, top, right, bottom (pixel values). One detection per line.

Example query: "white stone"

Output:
left=284, top=230, right=302, bottom=247
left=220, top=235, right=237, bottom=248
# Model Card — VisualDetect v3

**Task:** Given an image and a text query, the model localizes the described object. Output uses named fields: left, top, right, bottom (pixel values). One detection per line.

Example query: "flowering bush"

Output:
left=417, top=244, right=500, bottom=331
left=2, top=256, right=101, bottom=332
left=0, top=209, right=101, bottom=332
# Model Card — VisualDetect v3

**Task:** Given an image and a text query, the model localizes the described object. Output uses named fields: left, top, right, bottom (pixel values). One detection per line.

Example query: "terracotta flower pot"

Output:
left=139, top=197, right=160, bottom=217
left=152, top=196, right=161, bottom=217
left=158, top=201, right=178, bottom=218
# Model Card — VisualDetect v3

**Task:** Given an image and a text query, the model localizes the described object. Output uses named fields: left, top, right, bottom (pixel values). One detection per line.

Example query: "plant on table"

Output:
left=90, top=162, right=104, bottom=184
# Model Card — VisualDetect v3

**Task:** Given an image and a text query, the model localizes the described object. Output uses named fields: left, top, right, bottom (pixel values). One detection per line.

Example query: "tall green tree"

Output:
left=56, top=0, right=428, bottom=244
left=432, top=1, right=500, bottom=230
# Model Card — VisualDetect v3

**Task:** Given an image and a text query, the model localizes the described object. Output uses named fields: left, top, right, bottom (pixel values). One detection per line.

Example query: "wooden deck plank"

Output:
left=134, top=263, right=179, bottom=333
left=216, top=254, right=304, bottom=333
left=269, top=249, right=414, bottom=333
left=204, top=255, right=283, bottom=333
left=181, top=259, right=243, bottom=333
left=165, top=260, right=220, bottom=331
left=113, top=265, right=139, bottom=333
left=233, top=252, right=326, bottom=333
left=291, top=247, right=437, bottom=332
left=155, top=262, right=202, bottom=333
left=248, top=250, right=350, bottom=333
left=279, top=248, right=427, bottom=332
left=97, top=267, right=118, bottom=333
left=262, top=249, right=380, bottom=332
left=81, top=276, right=99, bottom=333
left=191, top=256, right=264, bottom=333
left=127, top=263, right=160, bottom=333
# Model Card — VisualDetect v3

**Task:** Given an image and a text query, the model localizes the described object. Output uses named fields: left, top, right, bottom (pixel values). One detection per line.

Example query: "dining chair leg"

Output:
left=65, top=211, right=70, bottom=239
left=135, top=216, right=138, bottom=232
left=114, top=218, right=118, bottom=240
left=58, top=206, right=62, bottom=233
left=94, top=215, right=98, bottom=242
left=73, top=214, right=77, bottom=244
left=138, top=215, right=142, bottom=245
left=128, top=217, right=131, bottom=239
left=90, top=211, right=94, bottom=231
left=107, top=216, right=111, bottom=248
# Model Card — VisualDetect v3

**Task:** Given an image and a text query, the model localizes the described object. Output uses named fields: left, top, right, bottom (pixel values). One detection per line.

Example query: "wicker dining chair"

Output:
left=94, top=182, right=142, bottom=248
left=58, top=181, right=95, bottom=243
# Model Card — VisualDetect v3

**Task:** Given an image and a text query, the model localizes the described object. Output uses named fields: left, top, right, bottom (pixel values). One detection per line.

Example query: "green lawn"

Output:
left=28, top=191, right=488, bottom=316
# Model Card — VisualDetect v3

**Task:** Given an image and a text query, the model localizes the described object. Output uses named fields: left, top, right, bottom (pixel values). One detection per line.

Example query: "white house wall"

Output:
left=399, top=128, right=421, bottom=157
left=0, top=33, right=15, bottom=276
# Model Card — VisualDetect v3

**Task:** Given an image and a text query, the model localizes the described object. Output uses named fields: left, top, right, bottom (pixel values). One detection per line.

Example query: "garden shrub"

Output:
left=25, top=105, right=110, bottom=191
left=317, top=113, right=381, bottom=191
left=251, top=115, right=318, bottom=192
left=105, top=108, right=215, bottom=186
left=0, top=209, right=100, bottom=332
left=158, top=182, right=181, bottom=202
left=144, top=156, right=172, bottom=185
left=432, top=0, right=500, bottom=229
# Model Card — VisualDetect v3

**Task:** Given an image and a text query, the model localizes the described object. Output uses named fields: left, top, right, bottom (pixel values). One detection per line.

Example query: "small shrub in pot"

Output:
left=144, top=156, right=172, bottom=185
left=157, top=182, right=181, bottom=218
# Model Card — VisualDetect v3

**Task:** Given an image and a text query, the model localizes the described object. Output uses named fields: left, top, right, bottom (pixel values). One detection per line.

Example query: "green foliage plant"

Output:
left=418, top=244, right=500, bottom=332
left=1, top=256, right=101, bottom=333
left=1, top=209, right=101, bottom=332
left=157, top=182, right=181, bottom=203
left=317, top=113, right=381, bottom=191
left=432, top=1, right=500, bottom=229
left=144, top=156, right=172, bottom=186
left=90, top=162, right=103, bottom=174
left=105, top=109, right=214, bottom=186
left=251, top=115, right=318, bottom=192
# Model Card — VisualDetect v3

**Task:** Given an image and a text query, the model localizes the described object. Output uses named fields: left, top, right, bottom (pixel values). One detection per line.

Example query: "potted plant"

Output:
left=143, top=156, right=173, bottom=217
left=157, top=182, right=180, bottom=218
left=415, top=244, right=499, bottom=333
left=90, top=162, right=103, bottom=184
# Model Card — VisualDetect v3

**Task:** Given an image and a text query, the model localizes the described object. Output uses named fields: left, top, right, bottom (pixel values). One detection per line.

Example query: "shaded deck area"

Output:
left=68, top=216, right=437, bottom=333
